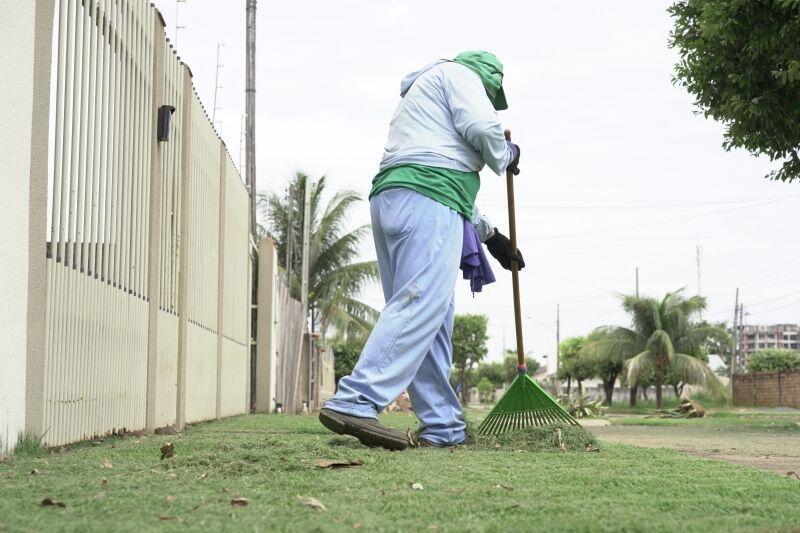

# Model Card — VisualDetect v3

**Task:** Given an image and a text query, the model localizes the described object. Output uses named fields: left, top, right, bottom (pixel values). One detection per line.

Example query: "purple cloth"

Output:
left=460, top=218, right=495, bottom=294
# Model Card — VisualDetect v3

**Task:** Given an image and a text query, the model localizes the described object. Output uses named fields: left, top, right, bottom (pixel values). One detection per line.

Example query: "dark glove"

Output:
left=506, top=141, right=521, bottom=176
left=485, top=229, right=525, bottom=271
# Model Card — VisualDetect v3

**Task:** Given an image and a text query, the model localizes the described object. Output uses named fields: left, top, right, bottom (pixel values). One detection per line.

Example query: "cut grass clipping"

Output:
left=471, top=425, right=598, bottom=452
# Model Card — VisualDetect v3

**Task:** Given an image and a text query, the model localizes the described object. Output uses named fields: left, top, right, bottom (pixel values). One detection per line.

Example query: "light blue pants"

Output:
left=324, top=188, right=467, bottom=445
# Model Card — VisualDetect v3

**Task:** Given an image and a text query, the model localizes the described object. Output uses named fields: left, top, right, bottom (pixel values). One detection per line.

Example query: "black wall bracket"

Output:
left=157, top=105, right=177, bottom=142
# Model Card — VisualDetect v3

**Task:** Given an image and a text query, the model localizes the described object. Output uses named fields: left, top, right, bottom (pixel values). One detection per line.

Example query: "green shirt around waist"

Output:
left=369, top=164, right=480, bottom=218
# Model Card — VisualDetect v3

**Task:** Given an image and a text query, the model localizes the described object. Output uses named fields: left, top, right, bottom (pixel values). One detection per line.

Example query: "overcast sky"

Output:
left=154, top=0, right=800, bottom=371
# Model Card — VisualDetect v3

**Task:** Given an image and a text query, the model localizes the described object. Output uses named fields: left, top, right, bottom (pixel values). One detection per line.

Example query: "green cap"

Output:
left=453, top=51, right=507, bottom=111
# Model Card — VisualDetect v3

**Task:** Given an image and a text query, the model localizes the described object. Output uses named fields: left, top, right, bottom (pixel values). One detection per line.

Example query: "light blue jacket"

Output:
left=379, top=60, right=513, bottom=241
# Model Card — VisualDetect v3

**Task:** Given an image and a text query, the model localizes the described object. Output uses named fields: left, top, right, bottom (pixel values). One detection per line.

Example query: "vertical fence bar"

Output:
left=74, top=0, right=91, bottom=273
left=215, top=142, right=227, bottom=419
left=83, top=0, right=97, bottom=278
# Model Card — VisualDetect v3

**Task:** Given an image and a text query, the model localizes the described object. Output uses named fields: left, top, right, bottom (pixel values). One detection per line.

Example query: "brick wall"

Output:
left=732, top=371, right=800, bottom=408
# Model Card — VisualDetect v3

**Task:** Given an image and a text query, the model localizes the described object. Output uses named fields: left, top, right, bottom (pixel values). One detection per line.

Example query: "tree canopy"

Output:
left=599, top=290, right=726, bottom=407
left=258, top=173, right=379, bottom=341
left=748, top=348, right=800, bottom=372
left=669, top=0, right=800, bottom=182
left=452, top=314, right=489, bottom=403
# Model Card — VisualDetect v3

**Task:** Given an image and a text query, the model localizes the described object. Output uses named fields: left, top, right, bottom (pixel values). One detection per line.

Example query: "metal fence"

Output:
left=37, top=0, right=252, bottom=446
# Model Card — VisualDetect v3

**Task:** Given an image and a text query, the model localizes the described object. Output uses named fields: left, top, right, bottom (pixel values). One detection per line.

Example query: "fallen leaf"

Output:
left=167, top=473, right=177, bottom=480
left=786, top=471, right=800, bottom=480
left=100, top=458, right=113, bottom=469
left=585, top=444, right=600, bottom=453
left=406, top=429, right=418, bottom=448
left=30, top=469, right=39, bottom=475
left=40, top=498, right=65, bottom=508
left=411, top=483, right=424, bottom=491
left=100, top=477, right=108, bottom=488
left=353, top=523, right=362, bottom=529
left=230, top=497, right=250, bottom=507
left=165, top=495, right=176, bottom=503
left=159, top=515, right=181, bottom=522
left=493, top=444, right=501, bottom=450
left=160, top=442, right=175, bottom=460
left=91, top=440, right=104, bottom=447
left=495, top=484, right=513, bottom=491
left=197, top=472, right=208, bottom=480
left=315, top=460, right=363, bottom=469
left=94, top=491, right=106, bottom=501
left=298, top=496, right=326, bottom=511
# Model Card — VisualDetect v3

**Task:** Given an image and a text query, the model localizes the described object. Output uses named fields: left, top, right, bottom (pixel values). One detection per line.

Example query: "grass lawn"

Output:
left=2, top=413, right=799, bottom=532
left=611, top=410, right=800, bottom=430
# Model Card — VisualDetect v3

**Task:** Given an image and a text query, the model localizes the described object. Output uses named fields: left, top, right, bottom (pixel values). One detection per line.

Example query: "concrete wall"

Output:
left=733, top=371, right=800, bottom=408
left=0, top=0, right=52, bottom=454
left=0, top=0, right=253, bottom=449
left=0, top=0, right=36, bottom=454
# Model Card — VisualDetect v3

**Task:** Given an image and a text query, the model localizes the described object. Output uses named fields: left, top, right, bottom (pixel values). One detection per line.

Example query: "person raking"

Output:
left=319, top=51, right=524, bottom=450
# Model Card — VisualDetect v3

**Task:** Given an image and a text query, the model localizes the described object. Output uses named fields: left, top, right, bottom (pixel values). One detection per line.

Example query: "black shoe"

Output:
left=319, top=409, right=409, bottom=451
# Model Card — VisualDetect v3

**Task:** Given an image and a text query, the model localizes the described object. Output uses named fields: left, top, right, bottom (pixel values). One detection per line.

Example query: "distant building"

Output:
left=740, top=324, right=800, bottom=366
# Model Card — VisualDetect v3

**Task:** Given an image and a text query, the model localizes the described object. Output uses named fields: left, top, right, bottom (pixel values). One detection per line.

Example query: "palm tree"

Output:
left=257, top=172, right=379, bottom=340
left=596, top=289, right=725, bottom=408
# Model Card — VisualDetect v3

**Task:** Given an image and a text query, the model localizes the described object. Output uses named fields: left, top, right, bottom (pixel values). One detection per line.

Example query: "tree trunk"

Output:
left=655, top=378, right=663, bottom=408
left=566, top=377, right=572, bottom=400
left=603, top=376, right=616, bottom=406
left=672, top=383, right=681, bottom=397
left=641, top=387, right=649, bottom=400
left=460, top=366, right=468, bottom=405
left=629, top=384, right=637, bottom=407
left=577, top=380, right=583, bottom=397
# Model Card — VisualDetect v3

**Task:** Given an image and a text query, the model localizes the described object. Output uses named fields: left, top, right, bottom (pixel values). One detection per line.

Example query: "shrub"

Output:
left=748, top=349, right=800, bottom=373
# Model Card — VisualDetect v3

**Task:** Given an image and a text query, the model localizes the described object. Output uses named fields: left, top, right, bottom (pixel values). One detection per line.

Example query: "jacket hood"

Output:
left=398, top=53, right=507, bottom=111
left=399, top=60, right=447, bottom=97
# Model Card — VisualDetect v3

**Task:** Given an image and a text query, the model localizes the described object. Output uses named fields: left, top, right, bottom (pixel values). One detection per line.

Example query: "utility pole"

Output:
left=212, top=42, right=224, bottom=129
left=285, top=185, right=294, bottom=276
left=738, top=303, right=746, bottom=369
left=635, top=267, right=639, bottom=297
left=555, top=304, right=561, bottom=396
left=697, top=244, right=703, bottom=318
left=174, top=0, right=187, bottom=47
left=731, top=288, right=739, bottom=393
left=245, top=0, right=257, bottom=235
left=300, top=180, right=312, bottom=410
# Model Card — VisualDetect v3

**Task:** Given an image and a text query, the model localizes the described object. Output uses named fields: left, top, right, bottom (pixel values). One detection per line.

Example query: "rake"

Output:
left=476, top=131, right=579, bottom=435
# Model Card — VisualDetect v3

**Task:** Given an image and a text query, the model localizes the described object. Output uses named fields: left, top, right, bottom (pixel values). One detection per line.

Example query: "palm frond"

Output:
left=625, top=351, right=653, bottom=387
left=671, top=353, right=728, bottom=400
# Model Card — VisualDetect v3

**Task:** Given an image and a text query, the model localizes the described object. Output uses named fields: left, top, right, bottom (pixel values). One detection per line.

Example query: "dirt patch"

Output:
left=592, top=424, right=800, bottom=475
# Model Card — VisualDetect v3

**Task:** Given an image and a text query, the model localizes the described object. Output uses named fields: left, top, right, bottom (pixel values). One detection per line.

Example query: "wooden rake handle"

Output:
left=504, top=130, right=526, bottom=371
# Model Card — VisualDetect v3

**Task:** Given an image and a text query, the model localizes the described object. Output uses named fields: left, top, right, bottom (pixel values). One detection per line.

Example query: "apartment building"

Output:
left=740, top=324, right=800, bottom=366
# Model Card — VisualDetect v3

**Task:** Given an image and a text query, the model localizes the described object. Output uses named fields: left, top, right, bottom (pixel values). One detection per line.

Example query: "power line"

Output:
left=518, top=195, right=800, bottom=243
left=480, top=194, right=797, bottom=211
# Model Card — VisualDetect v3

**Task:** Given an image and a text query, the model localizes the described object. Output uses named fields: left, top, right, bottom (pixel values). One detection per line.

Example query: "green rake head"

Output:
left=476, top=372, right=579, bottom=435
